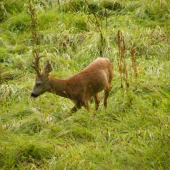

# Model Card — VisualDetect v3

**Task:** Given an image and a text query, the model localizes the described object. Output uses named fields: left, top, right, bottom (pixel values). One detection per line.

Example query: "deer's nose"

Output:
left=31, top=92, right=38, bottom=98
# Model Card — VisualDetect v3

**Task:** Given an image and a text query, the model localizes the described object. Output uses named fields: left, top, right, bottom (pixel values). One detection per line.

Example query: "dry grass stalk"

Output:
left=130, top=47, right=138, bottom=80
left=57, top=0, right=61, bottom=11
left=84, top=0, right=105, bottom=56
left=0, top=66, right=2, bottom=84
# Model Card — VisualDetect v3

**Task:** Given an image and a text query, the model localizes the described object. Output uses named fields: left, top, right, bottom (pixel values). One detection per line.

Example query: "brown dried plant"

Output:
left=130, top=47, right=138, bottom=81
left=117, top=30, right=129, bottom=89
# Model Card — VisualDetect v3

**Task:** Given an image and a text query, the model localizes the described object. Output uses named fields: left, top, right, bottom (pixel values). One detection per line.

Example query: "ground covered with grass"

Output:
left=0, top=0, right=170, bottom=169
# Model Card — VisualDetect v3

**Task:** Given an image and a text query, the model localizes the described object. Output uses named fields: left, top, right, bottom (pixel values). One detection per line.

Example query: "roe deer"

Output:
left=31, top=57, right=113, bottom=113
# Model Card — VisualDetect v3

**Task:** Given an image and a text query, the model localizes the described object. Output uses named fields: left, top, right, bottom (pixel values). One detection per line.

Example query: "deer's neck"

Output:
left=48, top=76, right=69, bottom=98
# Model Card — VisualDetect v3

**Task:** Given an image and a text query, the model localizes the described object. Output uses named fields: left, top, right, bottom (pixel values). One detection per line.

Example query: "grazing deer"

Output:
left=31, top=56, right=113, bottom=113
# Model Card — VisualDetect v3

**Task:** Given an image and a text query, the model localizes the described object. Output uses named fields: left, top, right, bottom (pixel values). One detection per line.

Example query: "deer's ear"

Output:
left=42, top=61, right=52, bottom=77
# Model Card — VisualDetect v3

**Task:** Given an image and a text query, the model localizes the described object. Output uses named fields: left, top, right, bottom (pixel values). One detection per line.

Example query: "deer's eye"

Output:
left=36, top=83, right=41, bottom=87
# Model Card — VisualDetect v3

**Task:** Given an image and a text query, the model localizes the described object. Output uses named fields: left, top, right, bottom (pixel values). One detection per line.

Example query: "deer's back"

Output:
left=83, top=57, right=113, bottom=80
left=66, top=58, right=113, bottom=98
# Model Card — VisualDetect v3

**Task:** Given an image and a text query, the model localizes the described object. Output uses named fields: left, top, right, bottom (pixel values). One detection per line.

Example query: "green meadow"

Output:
left=0, top=0, right=170, bottom=169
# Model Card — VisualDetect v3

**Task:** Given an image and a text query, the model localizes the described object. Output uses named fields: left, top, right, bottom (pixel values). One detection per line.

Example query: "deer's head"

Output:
left=31, top=56, right=52, bottom=98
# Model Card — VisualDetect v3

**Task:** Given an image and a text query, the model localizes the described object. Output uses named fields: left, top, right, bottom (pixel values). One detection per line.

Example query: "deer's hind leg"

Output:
left=94, top=93, right=100, bottom=110
left=104, top=83, right=111, bottom=109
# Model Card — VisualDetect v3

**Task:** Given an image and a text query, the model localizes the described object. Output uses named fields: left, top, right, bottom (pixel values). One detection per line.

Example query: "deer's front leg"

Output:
left=70, top=105, right=80, bottom=113
left=70, top=100, right=90, bottom=113
left=70, top=101, right=82, bottom=113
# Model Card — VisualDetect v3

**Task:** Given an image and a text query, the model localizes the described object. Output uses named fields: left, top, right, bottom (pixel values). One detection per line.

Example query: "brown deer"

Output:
left=31, top=56, right=113, bottom=113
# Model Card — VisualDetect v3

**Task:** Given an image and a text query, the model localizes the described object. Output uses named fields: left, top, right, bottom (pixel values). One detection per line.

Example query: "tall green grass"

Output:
left=0, top=0, right=170, bottom=169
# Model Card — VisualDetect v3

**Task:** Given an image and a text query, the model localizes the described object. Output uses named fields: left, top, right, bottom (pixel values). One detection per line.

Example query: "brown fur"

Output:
left=31, top=57, right=113, bottom=113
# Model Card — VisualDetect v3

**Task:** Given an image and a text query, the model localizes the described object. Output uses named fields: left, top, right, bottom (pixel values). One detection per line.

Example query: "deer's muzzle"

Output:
left=31, top=93, right=39, bottom=98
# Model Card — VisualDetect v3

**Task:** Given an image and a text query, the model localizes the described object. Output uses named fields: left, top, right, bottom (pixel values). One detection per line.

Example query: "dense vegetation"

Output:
left=0, top=0, right=170, bottom=169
